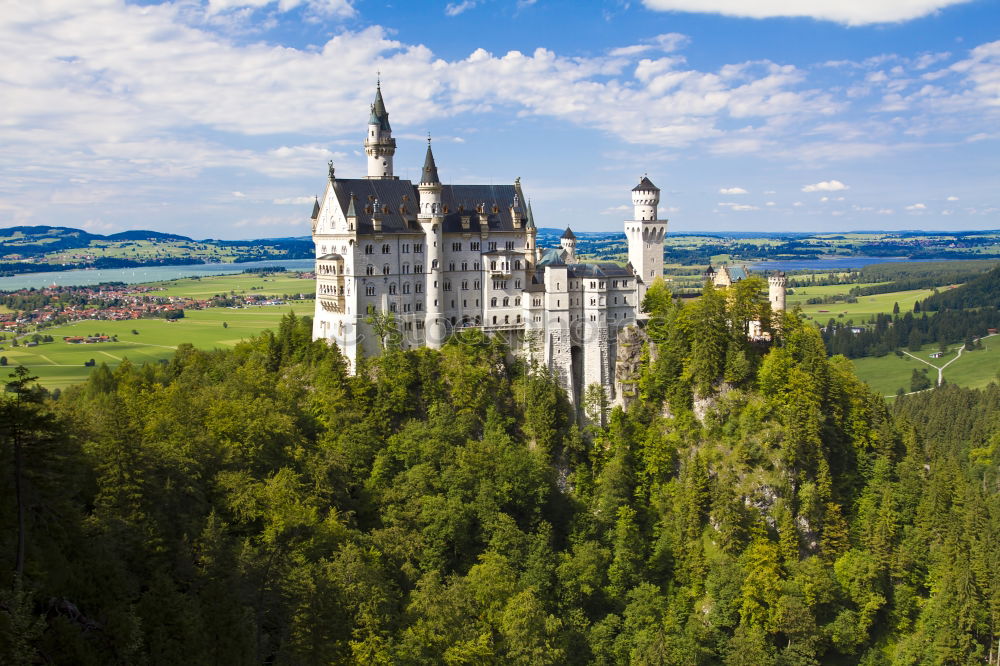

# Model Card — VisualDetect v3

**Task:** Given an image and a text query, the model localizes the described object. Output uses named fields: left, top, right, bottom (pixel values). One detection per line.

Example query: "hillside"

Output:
left=921, top=264, right=1000, bottom=311
left=0, top=225, right=312, bottom=275
left=2, top=281, right=998, bottom=663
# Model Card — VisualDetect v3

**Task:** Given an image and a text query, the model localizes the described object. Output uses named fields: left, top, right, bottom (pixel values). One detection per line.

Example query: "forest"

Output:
left=1, top=278, right=999, bottom=664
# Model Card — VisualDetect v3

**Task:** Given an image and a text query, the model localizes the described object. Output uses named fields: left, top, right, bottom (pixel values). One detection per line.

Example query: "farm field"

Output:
left=148, top=271, right=315, bottom=299
left=1, top=302, right=314, bottom=389
left=795, top=287, right=939, bottom=323
left=851, top=338, right=1000, bottom=396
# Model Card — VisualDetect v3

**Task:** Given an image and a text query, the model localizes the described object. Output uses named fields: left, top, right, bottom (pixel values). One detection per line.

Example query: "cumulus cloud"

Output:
left=718, top=186, right=748, bottom=194
left=718, top=202, right=758, bottom=211
left=640, top=0, right=976, bottom=26
left=802, top=180, right=849, bottom=192
left=906, top=202, right=927, bottom=210
left=947, top=195, right=959, bottom=200
left=273, top=196, right=315, bottom=205
left=207, top=0, right=355, bottom=17
left=609, top=33, right=690, bottom=57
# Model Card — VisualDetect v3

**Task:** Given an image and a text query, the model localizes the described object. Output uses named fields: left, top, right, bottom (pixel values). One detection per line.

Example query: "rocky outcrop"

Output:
left=614, top=325, right=648, bottom=409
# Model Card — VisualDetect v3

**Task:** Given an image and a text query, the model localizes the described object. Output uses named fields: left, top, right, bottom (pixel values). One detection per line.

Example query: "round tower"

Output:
left=418, top=139, right=445, bottom=348
left=560, top=227, right=577, bottom=263
left=364, top=81, right=396, bottom=179
left=632, top=175, right=659, bottom=221
left=768, top=271, right=787, bottom=312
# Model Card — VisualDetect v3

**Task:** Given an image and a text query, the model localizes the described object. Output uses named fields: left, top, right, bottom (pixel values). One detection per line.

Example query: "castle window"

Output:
left=515, top=297, right=521, bottom=306
left=473, top=262, right=480, bottom=270
left=516, top=315, right=521, bottom=323
left=432, top=259, right=439, bottom=269
left=514, top=279, right=521, bottom=289
left=403, top=283, right=410, bottom=294
left=416, top=320, right=424, bottom=328
left=504, top=315, right=509, bottom=324
left=390, top=303, right=397, bottom=313
left=444, top=281, right=452, bottom=291
left=488, top=242, right=497, bottom=251
left=614, top=296, right=618, bottom=304
left=590, top=298, right=596, bottom=306
left=416, top=283, right=423, bottom=293
left=389, top=284, right=397, bottom=295
left=416, top=303, right=423, bottom=311
left=451, top=301, right=455, bottom=309
left=449, top=262, right=455, bottom=271
left=503, top=297, right=509, bottom=307
left=383, top=264, right=390, bottom=275
left=471, top=242, right=480, bottom=251
left=490, top=261, right=497, bottom=271
left=366, top=265, right=374, bottom=276
left=452, top=242, right=462, bottom=252
left=365, top=244, right=374, bottom=255
left=505, top=241, right=514, bottom=250
left=492, top=316, right=497, bottom=325
left=461, top=262, right=468, bottom=271
left=415, top=263, right=423, bottom=273
left=461, top=280, right=468, bottom=290
left=514, top=260, right=521, bottom=270
left=623, top=296, right=628, bottom=304
left=414, top=243, right=423, bottom=253
left=366, top=285, right=375, bottom=296
left=382, top=244, right=391, bottom=254
left=491, top=297, right=497, bottom=307
left=473, top=280, right=480, bottom=289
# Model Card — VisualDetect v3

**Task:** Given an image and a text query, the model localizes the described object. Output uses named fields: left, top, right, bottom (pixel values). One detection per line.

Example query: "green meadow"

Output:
left=793, top=287, right=939, bottom=323
left=2, top=302, right=314, bottom=389
left=851, top=338, right=1000, bottom=396
left=148, top=272, right=315, bottom=299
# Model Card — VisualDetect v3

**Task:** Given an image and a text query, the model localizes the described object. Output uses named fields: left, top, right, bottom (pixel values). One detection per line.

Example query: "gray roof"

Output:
left=561, top=227, right=576, bottom=240
left=311, top=197, right=320, bottom=219
left=537, top=248, right=566, bottom=267
left=632, top=176, right=659, bottom=192
left=568, top=262, right=633, bottom=278
left=727, top=265, right=749, bottom=281
left=318, top=253, right=343, bottom=260
left=330, top=179, right=526, bottom=235
left=421, top=143, right=440, bottom=184
left=369, top=85, right=391, bottom=131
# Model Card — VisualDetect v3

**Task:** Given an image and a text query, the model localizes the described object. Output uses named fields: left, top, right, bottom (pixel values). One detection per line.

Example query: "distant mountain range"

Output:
left=0, top=225, right=313, bottom=276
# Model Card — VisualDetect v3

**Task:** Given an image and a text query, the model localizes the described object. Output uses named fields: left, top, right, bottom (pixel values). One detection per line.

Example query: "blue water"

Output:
left=747, top=256, right=949, bottom=272
left=0, top=258, right=316, bottom=291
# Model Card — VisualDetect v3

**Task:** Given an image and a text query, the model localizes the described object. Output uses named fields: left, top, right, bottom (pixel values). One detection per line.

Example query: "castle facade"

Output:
left=310, top=84, right=667, bottom=405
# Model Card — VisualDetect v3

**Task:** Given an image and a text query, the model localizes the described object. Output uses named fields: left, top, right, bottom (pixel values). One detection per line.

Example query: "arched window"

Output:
left=366, top=264, right=374, bottom=276
left=365, top=244, right=373, bottom=255
left=514, top=260, right=521, bottom=270
left=389, top=283, right=397, bottom=295
left=382, top=244, right=390, bottom=254
left=502, top=297, right=509, bottom=307
left=402, top=282, right=410, bottom=294
left=490, top=261, right=496, bottom=270
left=366, top=285, right=375, bottom=296
left=415, top=264, right=423, bottom=273
left=490, top=297, right=497, bottom=307
left=382, top=264, right=390, bottom=275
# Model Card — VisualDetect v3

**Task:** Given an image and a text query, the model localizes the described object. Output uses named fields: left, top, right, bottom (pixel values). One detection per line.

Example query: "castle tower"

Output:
left=560, top=227, right=577, bottom=263
left=418, top=139, right=445, bottom=348
left=624, top=176, right=667, bottom=308
left=364, top=81, right=396, bottom=179
left=768, top=271, right=786, bottom=312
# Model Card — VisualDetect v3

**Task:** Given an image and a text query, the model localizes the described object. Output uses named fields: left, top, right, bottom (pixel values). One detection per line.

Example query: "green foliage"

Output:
left=2, top=298, right=1000, bottom=664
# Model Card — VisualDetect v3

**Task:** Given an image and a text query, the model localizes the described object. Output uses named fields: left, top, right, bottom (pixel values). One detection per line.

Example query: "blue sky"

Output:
left=2, top=0, right=999, bottom=238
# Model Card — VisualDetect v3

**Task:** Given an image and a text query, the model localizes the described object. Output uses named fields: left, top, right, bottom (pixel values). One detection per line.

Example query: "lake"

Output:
left=747, top=256, right=947, bottom=272
left=0, top=258, right=316, bottom=291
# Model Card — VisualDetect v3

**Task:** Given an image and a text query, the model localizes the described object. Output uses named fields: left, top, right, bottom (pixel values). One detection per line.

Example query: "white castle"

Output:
left=309, top=83, right=671, bottom=405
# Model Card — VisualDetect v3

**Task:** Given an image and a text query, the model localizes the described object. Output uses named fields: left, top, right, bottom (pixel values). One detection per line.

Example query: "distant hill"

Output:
left=921, top=265, right=1000, bottom=311
left=0, top=224, right=313, bottom=276
left=107, top=230, right=194, bottom=242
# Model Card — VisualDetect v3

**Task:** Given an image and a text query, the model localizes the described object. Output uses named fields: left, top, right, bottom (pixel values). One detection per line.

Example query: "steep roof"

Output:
left=310, top=197, right=320, bottom=220
left=421, top=142, right=440, bottom=184
left=561, top=227, right=576, bottom=240
left=632, top=176, right=659, bottom=192
left=330, top=179, right=526, bottom=235
left=369, top=84, right=391, bottom=132
left=568, top=262, right=632, bottom=278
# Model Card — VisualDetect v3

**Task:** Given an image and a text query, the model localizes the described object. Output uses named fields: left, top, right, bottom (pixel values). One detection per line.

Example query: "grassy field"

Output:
left=794, top=287, right=939, bottom=324
left=851, top=338, right=1000, bottom=396
left=148, top=272, right=315, bottom=299
left=1, top=302, right=314, bottom=389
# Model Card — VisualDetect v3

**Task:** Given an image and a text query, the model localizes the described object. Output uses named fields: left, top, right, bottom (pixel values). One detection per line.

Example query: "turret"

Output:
left=364, top=81, right=396, bottom=179
left=632, top=175, right=659, bottom=221
left=768, top=271, right=786, bottom=312
left=418, top=139, right=445, bottom=348
left=624, top=175, right=667, bottom=308
left=560, top=227, right=577, bottom=264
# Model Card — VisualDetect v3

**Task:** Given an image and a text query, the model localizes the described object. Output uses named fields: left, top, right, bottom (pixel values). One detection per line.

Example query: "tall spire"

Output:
left=369, top=80, right=390, bottom=131
left=421, top=136, right=440, bottom=185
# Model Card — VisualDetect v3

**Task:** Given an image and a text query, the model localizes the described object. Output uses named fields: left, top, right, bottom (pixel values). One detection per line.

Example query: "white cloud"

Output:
left=445, top=0, right=477, bottom=16
left=273, top=196, right=315, bottom=205
left=906, top=202, right=927, bottom=210
left=947, top=195, right=959, bottom=201
left=802, top=179, right=849, bottom=192
left=207, top=0, right=355, bottom=17
left=641, top=0, right=976, bottom=26
left=609, top=33, right=690, bottom=57
left=717, top=202, right=758, bottom=211
left=765, top=201, right=776, bottom=206
left=601, top=204, right=632, bottom=215
left=820, top=196, right=829, bottom=202
left=232, top=191, right=247, bottom=198
left=718, top=186, right=748, bottom=194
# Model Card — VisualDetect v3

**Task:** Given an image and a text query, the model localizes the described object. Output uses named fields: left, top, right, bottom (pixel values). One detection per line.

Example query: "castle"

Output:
left=704, top=263, right=787, bottom=339
left=309, top=83, right=755, bottom=405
